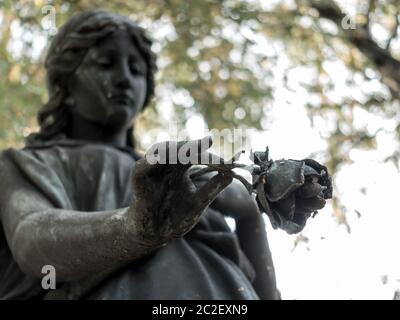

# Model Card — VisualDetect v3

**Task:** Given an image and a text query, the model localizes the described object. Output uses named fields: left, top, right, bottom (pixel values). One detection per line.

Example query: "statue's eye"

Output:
left=130, top=63, right=144, bottom=75
left=96, top=56, right=113, bottom=68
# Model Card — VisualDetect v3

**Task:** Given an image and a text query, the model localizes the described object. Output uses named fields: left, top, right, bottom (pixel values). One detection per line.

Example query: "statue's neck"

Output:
left=66, top=113, right=128, bottom=148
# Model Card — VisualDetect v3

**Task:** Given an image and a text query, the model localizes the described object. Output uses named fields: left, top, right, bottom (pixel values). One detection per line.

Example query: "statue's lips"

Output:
left=109, top=94, right=134, bottom=106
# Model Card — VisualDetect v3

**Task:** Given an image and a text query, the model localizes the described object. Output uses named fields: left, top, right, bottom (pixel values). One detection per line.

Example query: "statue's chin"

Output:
left=104, top=109, right=132, bottom=130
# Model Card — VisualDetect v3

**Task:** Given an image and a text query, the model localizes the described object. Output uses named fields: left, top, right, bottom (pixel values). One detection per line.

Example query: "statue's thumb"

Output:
left=194, top=172, right=233, bottom=211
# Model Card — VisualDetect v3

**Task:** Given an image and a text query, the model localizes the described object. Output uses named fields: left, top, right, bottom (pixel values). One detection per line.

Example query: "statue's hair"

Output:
left=28, top=10, right=157, bottom=146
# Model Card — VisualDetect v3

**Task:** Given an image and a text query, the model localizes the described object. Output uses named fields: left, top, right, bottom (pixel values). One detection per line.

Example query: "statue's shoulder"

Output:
left=0, top=147, right=39, bottom=179
left=0, top=146, right=45, bottom=164
left=0, top=145, right=64, bottom=183
left=0, top=147, right=38, bottom=200
left=0, top=147, right=22, bottom=165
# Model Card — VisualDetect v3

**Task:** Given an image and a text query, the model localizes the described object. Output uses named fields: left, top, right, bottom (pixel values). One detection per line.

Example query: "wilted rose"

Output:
left=255, top=158, right=332, bottom=234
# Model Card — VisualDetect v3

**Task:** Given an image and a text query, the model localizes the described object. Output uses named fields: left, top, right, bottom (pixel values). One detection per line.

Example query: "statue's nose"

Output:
left=113, top=62, right=132, bottom=90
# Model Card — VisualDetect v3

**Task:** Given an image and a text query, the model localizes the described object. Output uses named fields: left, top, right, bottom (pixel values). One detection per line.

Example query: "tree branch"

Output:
left=386, top=13, right=400, bottom=50
left=363, top=0, right=376, bottom=35
left=307, top=0, right=400, bottom=101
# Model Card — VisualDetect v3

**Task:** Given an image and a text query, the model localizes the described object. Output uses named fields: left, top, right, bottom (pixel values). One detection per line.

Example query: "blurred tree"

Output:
left=0, top=0, right=399, bottom=227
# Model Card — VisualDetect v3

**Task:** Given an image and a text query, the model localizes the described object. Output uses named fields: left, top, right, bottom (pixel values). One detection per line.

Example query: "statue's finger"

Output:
left=132, top=158, right=166, bottom=184
left=193, top=172, right=233, bottom=211
left=197, top=151, right=225, bottom=166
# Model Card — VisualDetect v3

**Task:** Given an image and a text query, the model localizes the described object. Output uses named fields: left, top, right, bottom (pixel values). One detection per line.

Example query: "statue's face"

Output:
left=67, top=28, right=147, bottom=130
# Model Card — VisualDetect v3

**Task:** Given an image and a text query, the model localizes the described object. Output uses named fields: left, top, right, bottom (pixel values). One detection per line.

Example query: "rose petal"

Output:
left=264, top=159, right=305, bottom=202
left=296, top=181, right=322, bottom=198
left=297, top=195, right=326, bottom=211
left=303, top=165, right=320, bottom=178
left=271, top=193, right=296, bottom=220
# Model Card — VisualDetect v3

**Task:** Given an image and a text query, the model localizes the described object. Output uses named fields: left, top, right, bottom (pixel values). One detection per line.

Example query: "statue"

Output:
left=0, top=10, right=330, bottom=300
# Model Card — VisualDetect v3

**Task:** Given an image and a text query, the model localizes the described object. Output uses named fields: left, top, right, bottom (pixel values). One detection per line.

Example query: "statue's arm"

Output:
left=0, top=158, right=161, bottom=282
left=211, top=181, right=280, bottom=300
left=0, top=144, right=232, bottom=283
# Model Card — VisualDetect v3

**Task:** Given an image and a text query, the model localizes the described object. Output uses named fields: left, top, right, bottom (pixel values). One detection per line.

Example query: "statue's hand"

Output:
left=191, top=170, right=261, bottom=223
left=130, top=137, right=233, bottom=246
left=257, top=158, right=332, bottom=234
